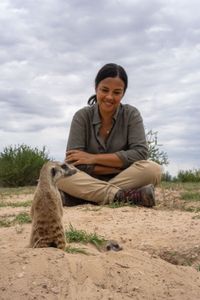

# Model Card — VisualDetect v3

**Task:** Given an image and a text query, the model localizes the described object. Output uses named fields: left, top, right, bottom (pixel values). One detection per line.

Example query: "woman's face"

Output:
left=96, top=77, right=125, bottom=115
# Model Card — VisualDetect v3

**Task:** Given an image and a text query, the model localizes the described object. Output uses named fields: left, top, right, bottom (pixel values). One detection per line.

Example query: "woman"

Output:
left=57, top=63, right=162, bottom=206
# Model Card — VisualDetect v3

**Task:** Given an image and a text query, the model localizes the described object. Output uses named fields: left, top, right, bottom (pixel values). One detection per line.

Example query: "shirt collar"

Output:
left=92, top=103, right=121, bottom=125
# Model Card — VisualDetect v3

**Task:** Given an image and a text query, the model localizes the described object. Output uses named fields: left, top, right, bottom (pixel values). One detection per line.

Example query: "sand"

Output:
left=0, top=187, right=200, bottom=300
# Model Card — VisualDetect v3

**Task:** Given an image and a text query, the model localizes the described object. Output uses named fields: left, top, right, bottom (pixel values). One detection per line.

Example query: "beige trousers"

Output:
left=57, top=160, right=162, bottom=205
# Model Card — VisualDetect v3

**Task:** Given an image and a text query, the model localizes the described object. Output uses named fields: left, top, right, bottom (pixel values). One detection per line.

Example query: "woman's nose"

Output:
left=105, top=92, right=113, bottom=100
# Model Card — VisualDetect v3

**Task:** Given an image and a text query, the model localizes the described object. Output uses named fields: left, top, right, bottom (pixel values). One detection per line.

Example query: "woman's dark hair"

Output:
left=87, top=63, right=128, bottom=106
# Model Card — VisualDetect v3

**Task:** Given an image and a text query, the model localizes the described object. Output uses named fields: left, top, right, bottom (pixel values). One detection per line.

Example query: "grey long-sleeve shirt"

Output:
left=67, top=103, right=148, bottom=178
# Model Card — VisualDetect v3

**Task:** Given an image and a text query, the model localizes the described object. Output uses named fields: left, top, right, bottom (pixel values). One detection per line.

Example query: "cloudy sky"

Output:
left=0, top=0, right=200, bottom=176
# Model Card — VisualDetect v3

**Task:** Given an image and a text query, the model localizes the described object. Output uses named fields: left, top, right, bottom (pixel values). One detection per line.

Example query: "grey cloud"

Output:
left=0, top=88, right=63, bottom=116
left=0, top=109, right=67, bottom=133
left=0, top=0, right=200, bottom=174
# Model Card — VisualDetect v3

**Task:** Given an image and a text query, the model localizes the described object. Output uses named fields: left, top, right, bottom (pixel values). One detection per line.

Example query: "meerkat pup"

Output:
left=29, top=161, right=76, bottom=250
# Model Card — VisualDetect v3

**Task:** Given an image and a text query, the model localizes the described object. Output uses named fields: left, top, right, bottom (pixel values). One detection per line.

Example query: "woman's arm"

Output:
left=65, top=150, right=122, bottom=175
left=66, top=150, right=124, bottom=175
left=66, top=150, right=124, bottom=168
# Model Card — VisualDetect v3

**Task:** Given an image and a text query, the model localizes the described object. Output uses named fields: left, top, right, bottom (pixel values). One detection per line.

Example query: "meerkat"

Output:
left=29, top=161, right=76, bottom=250
left=93, top=239, right=122, bottom=252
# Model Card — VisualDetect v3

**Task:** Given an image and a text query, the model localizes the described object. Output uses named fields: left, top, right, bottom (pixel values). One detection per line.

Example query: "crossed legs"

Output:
left=57, top=160, right=162, bottom=205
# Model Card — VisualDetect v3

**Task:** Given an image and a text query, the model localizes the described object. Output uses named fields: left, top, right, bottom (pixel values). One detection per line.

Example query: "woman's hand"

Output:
left=65, top=150, right=96, bottom=166
left=66, top=149, right=124, bottom=169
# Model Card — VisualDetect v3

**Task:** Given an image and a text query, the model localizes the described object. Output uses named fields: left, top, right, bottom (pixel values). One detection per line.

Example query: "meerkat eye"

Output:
left=51, top=167, right=57, bottom=177
left=61, top=163, right=69, bottom=171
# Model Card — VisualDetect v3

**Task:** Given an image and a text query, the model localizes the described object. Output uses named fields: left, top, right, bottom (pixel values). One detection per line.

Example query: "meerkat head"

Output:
left=38, top=161, right=77, bottom=185
left=51, top=162, right=77, bottom=183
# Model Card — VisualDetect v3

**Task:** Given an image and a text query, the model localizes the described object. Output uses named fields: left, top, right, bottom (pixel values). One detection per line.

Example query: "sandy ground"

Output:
left=0, top=187, right=200, bottom=300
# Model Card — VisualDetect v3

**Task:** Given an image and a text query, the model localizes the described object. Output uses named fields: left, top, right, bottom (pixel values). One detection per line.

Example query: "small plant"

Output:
left=0, top=212, right=31, bottom=227
left=0, top=200, right=32, bottom=208
left=180, top=192, right=200, bottom=202
left=184, top=207, right=200, bottom=213
left=65, top=245, right=88, bottom=255
left=65, top=223, right=106, bottom=248
left=196, top=265, right=200, bottom=272
left=0, top=219, right=11, bottom=227
left=0, top=144, right=50, bottom=187
left=146, top=130, right=169, bottom=166
left=14, top=212, right=32, bottom=224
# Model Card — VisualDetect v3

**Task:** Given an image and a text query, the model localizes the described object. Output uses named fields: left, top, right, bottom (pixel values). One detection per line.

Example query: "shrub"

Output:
left=146, top=130, right=169, bottom=166
left=161, top=171, right=173, bottom=182
left=177, top=169, right=200, bottom=183
left=0, top=144, right=50, bottom=187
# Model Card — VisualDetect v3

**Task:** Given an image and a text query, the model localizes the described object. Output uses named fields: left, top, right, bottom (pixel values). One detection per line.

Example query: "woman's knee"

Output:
left=146, top=160, right=162, bottom=185
left=133, top=160, right=162, bottom=185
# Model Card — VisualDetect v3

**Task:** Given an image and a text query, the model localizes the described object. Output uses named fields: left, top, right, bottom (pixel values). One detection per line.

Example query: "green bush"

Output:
left=161, top=171, right=173, bottom=182
left=177, top=169, right=200, bottom=183
left=146, top=130, right=169, bottom=166
left=0, top=144, right=50, bottom=187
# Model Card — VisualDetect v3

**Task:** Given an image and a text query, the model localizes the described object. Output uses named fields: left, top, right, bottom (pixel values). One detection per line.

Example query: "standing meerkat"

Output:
left=29, top=161, right=76, bottom=250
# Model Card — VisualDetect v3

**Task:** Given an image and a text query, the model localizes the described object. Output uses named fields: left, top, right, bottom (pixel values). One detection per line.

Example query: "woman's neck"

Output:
left=99, top=108, right=115, bottom=125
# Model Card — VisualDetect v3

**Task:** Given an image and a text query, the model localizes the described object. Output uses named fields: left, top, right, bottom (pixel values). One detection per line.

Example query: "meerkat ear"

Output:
left=51, top=167, right=57, bottom=177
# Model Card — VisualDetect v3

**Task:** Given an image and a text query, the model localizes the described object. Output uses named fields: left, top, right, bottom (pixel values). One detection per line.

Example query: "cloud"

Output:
left=0, top=0, right=200, bottom=175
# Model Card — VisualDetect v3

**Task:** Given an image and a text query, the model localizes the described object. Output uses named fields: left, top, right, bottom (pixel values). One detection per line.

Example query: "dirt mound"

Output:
left=0, top=187, right=200, bottom=300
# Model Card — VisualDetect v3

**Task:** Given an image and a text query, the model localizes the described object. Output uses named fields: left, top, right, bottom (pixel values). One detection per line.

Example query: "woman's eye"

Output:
left=99, top=88, right=122, bottom=95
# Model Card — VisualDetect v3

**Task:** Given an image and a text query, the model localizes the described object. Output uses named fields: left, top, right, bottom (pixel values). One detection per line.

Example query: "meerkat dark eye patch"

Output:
left=51, top=167, right=57, bottom=177
left=61, top=163, right=69, bottom=171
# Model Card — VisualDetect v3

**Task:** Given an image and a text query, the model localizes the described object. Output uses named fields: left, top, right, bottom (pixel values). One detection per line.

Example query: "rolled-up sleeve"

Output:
left=115, top=108, right=148, bottom=168
left=67, top=110, right=87, bottom=151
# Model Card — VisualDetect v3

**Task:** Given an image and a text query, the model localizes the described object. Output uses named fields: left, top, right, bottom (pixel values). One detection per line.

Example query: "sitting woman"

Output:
left=57, top=63, right=162, bottom=207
